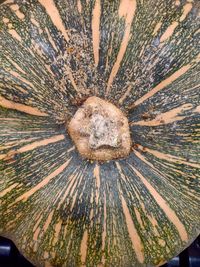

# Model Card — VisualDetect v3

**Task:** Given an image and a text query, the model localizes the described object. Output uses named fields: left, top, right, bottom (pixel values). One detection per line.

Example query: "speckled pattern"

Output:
left=0, top=0, right=199, bottom=267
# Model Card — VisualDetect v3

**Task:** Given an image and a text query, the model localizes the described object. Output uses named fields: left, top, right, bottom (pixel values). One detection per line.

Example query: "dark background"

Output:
left=0, top=235, right=199, bottom=267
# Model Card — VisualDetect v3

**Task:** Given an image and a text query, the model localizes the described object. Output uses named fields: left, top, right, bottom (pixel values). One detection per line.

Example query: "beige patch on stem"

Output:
left=68, top=96, right=131, bottom=161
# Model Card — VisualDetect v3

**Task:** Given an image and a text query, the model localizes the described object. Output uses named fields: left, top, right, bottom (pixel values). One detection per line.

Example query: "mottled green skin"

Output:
left=0, top=0, right=200, bottom=267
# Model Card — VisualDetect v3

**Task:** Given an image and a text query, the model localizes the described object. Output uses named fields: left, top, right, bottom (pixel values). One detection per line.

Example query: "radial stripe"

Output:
left=14, top=158, right=71, bottom=202
left=33, top=213, right=43, bottom=233
left=8, top=29, right=22, bottom=41
left=94, top=164, right=100, bottom=204
left=132, top=149, right=156, bottom=171
left=131, top=103, right=193, bottom=126
left=116, top=162, right=127, bottom=183
left=160, top=21, right=179, bottom=43
left=0, top=183, right=18, bottom=198
left=132, top=149, right=181, bottom=195
left=77, top=0, right=82, bottom=13
left=106, top=0, right=136, bottom=94
left=9, top=70, right=34, bottom=88
left=52, top=220, right=62, bottom=246
left=45, top=27, right=58, bottom=51
left=179, top=3, right=193, bottom=22
left=91, top=0, right=101, bottom=67
left=7, top=56, right=26, bottom=74
left=66, top=68, right=81, bottom=93
left=56, top=172, right=79, bottom=210
left=101, top=192, right=107, bottom=265
left=67, top=146, right=75, bottom=153
left=143, top=147, right=200, bottom=169
left=128, top=63, right=193, bottom=108
left=38, top=0, right=69, bottom=42
left=120, top=193, right=144, bottom=263
left=10, top=4, right=25, bottom=19
left=105, top=32, right=114, bottom=71
left=129, top=164, right=188, bottom=242
left=160, top=2, right=193, bottom=42
left=134, top=208, right=144, bottom=228
left=43, top=211, right=54, bottom=233
left=16, top=135, right=65, bottom=153
left=80, top=230, right=88, bottom=266
left=2, top=135, right=65, bottom=160
left=0, top=96, right=48, bottom=116
left=152, top=22, right=162, bottom=35
left=30, top=17, right=41, bottom=28
left=119, top=84, right=133, bottom=104
left=33, top=226, right=41, bottom=242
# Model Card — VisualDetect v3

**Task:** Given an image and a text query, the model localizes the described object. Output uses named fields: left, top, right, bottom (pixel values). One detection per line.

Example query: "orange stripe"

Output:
left=129, top=64, right=192, bottom=108
left=132, top=149, right=156, bottom=170
left=160, top=3, right=192, bottom=43
left=77, top=0, right=82, bottom=13
left=7, top=57, right=26, bottom=74
left=179, top=3, right=193, bottom=22
left=38, top=0, right=69, bottom=42
left=33, top=213, right=43, bottom=232
left=43, top=211, right=54, bottom=232
left=9, top=70, right=34, bottom=88
left=66, top=68, right=80, bottom=93
left=0, top=183, right=18, bottom=198
left=33, top=226, right=41, bottom=242
left=1, top=135, right=65, bottom=160
left=45, top=27, right=58, bottom=52
left=56, top=172, right=78, bottom=210
left=92, top=0, right=101, bottom=67
left=17, top=135, right=65, bottom=153
left=10, top=4, right=25, bottom=19
left=30, top=17, right=41, bottom=29
left=121, top=194, right=144, bottom=263
left=119, top=84, right=133, bottom=104
left=0, top=96, right=48, bottom=116
left=106, top=0, right=136, bottom=94
left=52, top=220, right=62, bottom=246
left=143, top=147, right=200, bottom=169
left=101, top=192, right=107, bottom=265
left=94, top=164, right=100, bottom=204
left=129, top=165, right=188, bottom=242
left=152, top=22, right=162, bottom=35
left=80, top=230, right=88, bottom=266
left=160, top=21, right=179, bottom=43
left=132, top=149, right=179, bottom=194
left=131, top=103, right=193, bottom=126
left=15, top=159, right=71, bottom=202
left=8, top=29, right=22, bottom=41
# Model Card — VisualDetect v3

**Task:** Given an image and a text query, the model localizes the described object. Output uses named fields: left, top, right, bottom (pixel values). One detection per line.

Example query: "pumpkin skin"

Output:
left=0, top=0, right=200, bottom=266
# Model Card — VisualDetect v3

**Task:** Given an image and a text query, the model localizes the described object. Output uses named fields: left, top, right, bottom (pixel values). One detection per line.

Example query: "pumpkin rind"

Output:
left=0, top=0, right=199, bottom=267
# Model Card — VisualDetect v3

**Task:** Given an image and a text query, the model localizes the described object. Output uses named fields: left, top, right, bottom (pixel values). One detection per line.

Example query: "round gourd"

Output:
left=0, top=0, right=199, bottom=266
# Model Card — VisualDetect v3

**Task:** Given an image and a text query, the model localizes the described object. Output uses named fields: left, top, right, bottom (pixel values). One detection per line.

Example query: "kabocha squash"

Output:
left=0, top=0, right=199, bottom=266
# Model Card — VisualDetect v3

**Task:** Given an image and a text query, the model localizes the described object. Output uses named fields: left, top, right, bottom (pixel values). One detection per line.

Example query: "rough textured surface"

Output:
left=0, top=0, right=199, bottom=267
left=68, top=96, right=131, bottom=161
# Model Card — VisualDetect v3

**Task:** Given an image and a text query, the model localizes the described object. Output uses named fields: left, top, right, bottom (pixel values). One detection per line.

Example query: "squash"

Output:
left=0, top=0, right=199, bottom=266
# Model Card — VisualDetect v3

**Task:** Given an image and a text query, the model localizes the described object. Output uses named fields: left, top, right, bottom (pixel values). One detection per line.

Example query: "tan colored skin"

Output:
left=68, top=96, right=131, bottom=161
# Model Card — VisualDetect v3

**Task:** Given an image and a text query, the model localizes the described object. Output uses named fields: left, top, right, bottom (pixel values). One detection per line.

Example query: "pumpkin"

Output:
left=0, top=0, right=199, bottom=266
